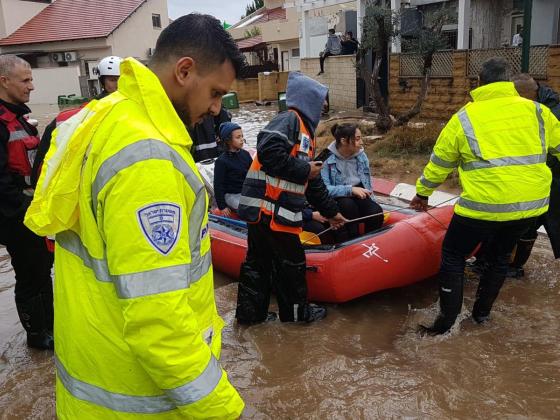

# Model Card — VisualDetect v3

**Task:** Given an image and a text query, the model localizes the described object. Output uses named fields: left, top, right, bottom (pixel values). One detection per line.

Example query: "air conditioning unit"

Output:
left=64, top=51, right=78, bottom=62
left=51, top=52, right=66, bottom=62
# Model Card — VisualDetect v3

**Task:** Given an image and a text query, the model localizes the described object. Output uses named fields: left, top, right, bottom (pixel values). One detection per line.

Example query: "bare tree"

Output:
left=359, top=2, right=455, bottom=131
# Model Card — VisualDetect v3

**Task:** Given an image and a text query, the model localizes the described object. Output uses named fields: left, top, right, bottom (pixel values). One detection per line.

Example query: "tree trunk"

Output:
left=395, top=72, right=430, bottom=126
left=371, top=55, right=392, bottom=132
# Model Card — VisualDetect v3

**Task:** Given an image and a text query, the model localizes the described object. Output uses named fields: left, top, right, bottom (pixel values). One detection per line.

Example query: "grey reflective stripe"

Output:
left=457, top=110, right=481, bottom=158
left=458, top=196, right=549, bottom=213
left=8, top=129, right=29, bottom=141
left=419, top=175, right=441, bottom=189
left=245, top=169, right=266, bottom=181
left=55, top=356, right=175, bottom=414
left=266, top=175, right=306, bottom=194
left=193, top=142, right=217, bottom=151
left=56, top=230, right=113, bottom=283
left=165, top=356, right=223, bottom=406
left=461, top=153, right=547, bottom=171
left=261, top=129, right=293, bottom=145
left=430, top=153, right=458, bottom=169
left=114, top=253, right=211, bottom=299
left=277, top=206, right=302, bottom=222
left=535, top=102, right=547, bottom=154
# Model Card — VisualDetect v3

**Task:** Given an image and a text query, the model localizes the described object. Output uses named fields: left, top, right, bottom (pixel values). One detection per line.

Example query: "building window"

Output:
left=291, top=48, right=300, bottom=58
left=152, top=14, right=162, bottom=29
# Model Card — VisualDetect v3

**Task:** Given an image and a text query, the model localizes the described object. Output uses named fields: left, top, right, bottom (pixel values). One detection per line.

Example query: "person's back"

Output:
left=437, top=81, right=556, bottom=221
left=325, top=32, right=342, bottom=55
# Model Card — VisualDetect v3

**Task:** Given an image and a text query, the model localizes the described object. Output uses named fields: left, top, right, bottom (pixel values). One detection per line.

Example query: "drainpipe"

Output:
left=521, top=0, right=532, bottom=73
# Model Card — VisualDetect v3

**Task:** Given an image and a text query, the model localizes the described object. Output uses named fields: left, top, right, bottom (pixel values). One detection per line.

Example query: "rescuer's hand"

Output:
left=328, top=212, right=347, bottom=230
left=308, top=161, right=323, bottom=179
left=410, top=195, right=429, bottom=211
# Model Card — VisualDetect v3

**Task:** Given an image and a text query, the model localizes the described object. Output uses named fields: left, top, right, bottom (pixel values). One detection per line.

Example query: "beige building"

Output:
left=229, top=0, right=300, bottom=72
left=0, top=0, right=169, bottom=104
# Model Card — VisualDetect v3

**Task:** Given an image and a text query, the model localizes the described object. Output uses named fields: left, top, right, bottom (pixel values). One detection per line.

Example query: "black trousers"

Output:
left=334, top=197, right=384, bottom=242
left=236, top=220, right=309, bottom=322
left=319, top=51, right=334, bottom=72
left=0, top=216, right=53, bottom=303
left=438, top=214, right=535, bottom=324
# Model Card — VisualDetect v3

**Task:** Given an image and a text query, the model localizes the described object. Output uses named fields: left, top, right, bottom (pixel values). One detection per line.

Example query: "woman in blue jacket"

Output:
left=321, top=123, right=384, bottom=241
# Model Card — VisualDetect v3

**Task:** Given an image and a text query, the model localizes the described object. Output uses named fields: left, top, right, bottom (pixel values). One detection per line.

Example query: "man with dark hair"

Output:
left=410, top=57, right=560, bottom=335
left=317, top=28, right=341, bottom=75
left=0, top=54, right=54, bottom=350
left=25, top=14, right=245, bottom=418
left=341, top=31, right=359, bottom=55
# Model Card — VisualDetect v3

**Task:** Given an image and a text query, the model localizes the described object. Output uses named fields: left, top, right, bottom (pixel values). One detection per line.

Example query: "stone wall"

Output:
left=230, top=78, right=259, bottom=102
left=389, top=45, right=560, bottom=121
left=301, top=55, right=357, bottom=111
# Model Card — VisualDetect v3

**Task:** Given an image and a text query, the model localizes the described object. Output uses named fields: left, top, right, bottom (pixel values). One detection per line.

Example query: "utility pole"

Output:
left=521, top=0, right=532, bottom=72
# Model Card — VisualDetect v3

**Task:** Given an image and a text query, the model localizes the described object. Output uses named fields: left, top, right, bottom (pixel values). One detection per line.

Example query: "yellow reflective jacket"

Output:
left=25, top=58, right=244, bottom=419
left=417, top=81, right=560, bottom=221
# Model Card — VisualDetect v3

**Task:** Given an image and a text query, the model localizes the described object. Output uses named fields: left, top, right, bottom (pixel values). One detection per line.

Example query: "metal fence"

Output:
left=399, top=50, right=454, bottom=77
left=467, top=45, right=549, bottom=78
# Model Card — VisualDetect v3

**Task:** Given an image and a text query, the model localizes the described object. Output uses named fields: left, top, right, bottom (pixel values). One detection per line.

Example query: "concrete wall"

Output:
left=301, top=55, right=357, bottom=110
left=0, top=0, right=49, bottom=38
left=230, top=78, right=260, bottom=102
left=108, top=0, right=168, bottom=61
left=29, top=66, right=82, bottom=104
left=531, top=0, right=560, bottom=46
left=258, top=71, right=289, bottom=101
left=389, top=45, right=560, bottom=120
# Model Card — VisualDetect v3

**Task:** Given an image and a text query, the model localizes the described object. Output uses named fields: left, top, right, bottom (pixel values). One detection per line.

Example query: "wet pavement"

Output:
left=1, top=104, right=560, bottom=418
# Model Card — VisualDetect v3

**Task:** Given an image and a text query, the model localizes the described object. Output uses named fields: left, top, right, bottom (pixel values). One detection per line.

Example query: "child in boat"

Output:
left=320, top=123, right=384, bottom=241
left=213, top=122, right=252, bottom=217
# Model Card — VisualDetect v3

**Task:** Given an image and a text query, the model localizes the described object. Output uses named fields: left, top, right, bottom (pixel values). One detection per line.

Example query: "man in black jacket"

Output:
left=0, top=55, right=53, bottom=349
left=236, top=72, right=345, bottom=324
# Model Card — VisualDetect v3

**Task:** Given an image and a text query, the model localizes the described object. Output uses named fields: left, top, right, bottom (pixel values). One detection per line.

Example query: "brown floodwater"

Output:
left=1, top=104, right=559, bottom=418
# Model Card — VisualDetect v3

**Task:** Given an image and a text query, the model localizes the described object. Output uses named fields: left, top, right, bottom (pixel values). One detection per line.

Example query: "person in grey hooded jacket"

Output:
left=318, top=29, right=342, bottom=75
left=236, top=72, right=345, bottom=325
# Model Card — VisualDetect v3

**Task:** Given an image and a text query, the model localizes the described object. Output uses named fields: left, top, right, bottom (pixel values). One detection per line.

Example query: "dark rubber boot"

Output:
left=507, top=238, right=535, bottom=278
left=472, top=271, right=507, bottom=323
left=300, top=303, right=327, bottom=323
left=419, top=272, right=464, bottom=335
left=235, top=262, right=272, bottom=324
left=16, top=293, right=54, bottom=350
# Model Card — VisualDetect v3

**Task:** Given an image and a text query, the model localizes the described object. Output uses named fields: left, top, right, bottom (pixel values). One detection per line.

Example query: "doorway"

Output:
left=281, top=51, right=289, bottom=71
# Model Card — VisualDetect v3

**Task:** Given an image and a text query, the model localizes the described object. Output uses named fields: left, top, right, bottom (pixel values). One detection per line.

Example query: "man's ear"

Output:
left=174, top=57, right=195, bottom=87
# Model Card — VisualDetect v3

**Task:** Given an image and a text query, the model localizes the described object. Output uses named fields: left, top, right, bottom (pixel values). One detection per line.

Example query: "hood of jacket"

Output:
left=286, top=72, right=328, bottom=132
left=327, top=140, right=362, bottom=160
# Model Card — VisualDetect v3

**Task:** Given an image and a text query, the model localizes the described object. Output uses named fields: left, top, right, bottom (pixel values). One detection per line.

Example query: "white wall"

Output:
left=109, top=0, right=169, bottom=60
left=0, top=0, right=49, bottom=38
left=530, top=0, right=559, bottom=45
left=29, top=66, right=81, bottom=104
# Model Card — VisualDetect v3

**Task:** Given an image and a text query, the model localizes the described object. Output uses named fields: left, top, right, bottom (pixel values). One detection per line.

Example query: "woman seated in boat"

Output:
left=320, top=123, right=384, bottom=241
left=213, top=122, right=252, bottom=217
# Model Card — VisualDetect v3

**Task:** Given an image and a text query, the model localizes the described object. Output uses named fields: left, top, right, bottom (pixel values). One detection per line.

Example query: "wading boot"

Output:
left=419, top=272, right=464, bottom=336
left=16, top=293, right=54, bottom=350
left=472, top=271, right=506, bottom=324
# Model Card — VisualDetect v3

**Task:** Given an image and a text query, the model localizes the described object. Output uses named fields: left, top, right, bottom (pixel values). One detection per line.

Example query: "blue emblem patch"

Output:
left=137, top=203, right=182, bottom=255
left=201, top=224, right=209, bottom=240
left=300, top=134, right=311, bottom=154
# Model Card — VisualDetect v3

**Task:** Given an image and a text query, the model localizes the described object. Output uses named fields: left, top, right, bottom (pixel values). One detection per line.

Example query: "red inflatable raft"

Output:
left=209, top=202, right=454, bottom=303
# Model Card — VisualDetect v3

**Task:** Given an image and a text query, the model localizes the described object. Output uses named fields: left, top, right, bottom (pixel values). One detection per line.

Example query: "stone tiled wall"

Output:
left=300, top=55, right=357, bottom=111
left=390, top=45, right=560, bottom=120
left=230, top=71, right=290, bottom=102
left=230, top=78, right=259, bottom=102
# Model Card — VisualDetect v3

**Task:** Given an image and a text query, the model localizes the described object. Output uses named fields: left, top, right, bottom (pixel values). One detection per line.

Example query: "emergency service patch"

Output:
left=300, top=134, right=311, bottom=154
left=137, top=203, right=181, bottom=255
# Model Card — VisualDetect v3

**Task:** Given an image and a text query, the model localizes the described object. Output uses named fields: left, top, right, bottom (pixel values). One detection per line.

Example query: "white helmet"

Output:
left=95, top=56, right=123, bottom=77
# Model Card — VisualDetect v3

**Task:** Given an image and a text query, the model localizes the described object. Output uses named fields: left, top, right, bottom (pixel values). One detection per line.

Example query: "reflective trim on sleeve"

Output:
left=535, top=102, right=547, bottom=154
left=430, top=152, right=458, bottom=169
left=8, top=129, right=29, bottom=142
left=165, top=356, right=223, bottom=406
left=55, top=356, right=175, bottom=414
left=419, top=175, right=441, bottom=189
left=56, top=230, right=113, bottom=283
left=277, top=206, right=302, bottom=222
left=114, top=253, right=212, bottom=299
left=245, top=169, right=266, bottom=181
left=457, top=196, right=549, bottom=213
left=457, top=110, right=482, bottom=158
left=193, top=141, right=217, bottom=151
left=460, top=153, right=547, bottom=171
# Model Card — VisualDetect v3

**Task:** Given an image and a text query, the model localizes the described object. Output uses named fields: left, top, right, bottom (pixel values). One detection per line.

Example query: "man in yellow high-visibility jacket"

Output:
left=25, top=14, right=245, bottom=418
left=411, top=57, right=560, bottom=335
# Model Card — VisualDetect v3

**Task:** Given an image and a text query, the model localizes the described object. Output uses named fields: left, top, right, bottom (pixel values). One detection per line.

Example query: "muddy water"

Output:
left=1, top=104, right=560, bottom=418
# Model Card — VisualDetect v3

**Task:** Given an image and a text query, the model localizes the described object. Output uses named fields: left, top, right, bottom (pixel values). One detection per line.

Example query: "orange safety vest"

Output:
left=0, top=103, right=40, bottom=185
left=238, top=110, right=314, bottom=234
